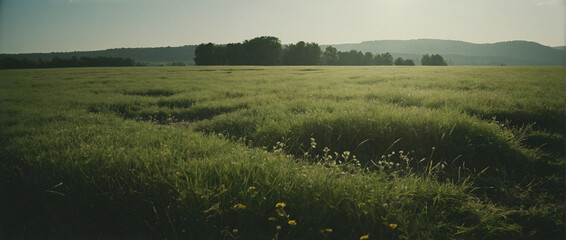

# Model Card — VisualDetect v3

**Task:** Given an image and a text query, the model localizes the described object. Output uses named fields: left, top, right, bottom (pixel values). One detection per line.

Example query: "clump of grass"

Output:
left=124, top=88, right=178, bottom=97
left=157, top=97, right=196, bottom=108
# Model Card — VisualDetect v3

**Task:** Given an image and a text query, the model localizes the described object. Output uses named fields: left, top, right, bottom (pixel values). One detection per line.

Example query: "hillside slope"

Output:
left=325, top=39, right=565, bottom=66
left=0, top=45, right=197, bottom=65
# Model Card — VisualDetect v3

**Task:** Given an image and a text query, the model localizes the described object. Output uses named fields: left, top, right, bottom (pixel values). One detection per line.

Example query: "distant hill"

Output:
left=1, top=39, right=563, bottom=66
left=323, top=39, right=565, bottom=66
left=0, top=46, right=197, bottom=66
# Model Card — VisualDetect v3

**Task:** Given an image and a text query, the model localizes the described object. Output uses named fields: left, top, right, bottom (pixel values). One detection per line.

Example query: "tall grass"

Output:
left=1, top=66, right=563, bottom=239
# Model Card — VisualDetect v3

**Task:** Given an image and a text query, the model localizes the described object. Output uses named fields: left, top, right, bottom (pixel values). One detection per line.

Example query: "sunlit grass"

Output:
left=0, top=66, right=563, bottom=239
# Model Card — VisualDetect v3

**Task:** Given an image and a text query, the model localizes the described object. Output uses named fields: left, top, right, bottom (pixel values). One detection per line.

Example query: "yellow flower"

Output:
left=275, top=202, right=286, bottom=208
left=324, top=228, right=333, bottom=233
left=232, top=203, right=246, bottom=210
left=389, top=223, right=397, bottom=229
left=288, top=220, right=297, bottom=226
left=248, top=186, right=256, bottom=190
left=360, top=234, right=370, bottom=239
left=358, top=202, right=366, bottom=207
left=268, top=217, right=277, bottom=221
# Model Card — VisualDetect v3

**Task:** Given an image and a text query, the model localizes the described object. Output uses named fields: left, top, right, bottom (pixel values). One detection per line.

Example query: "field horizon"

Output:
left=2, top=39, right=564, bottom=66
left=1, top=66, right=564, bottom=239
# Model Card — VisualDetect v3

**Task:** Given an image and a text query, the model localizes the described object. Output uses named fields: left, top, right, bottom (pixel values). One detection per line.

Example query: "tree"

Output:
left=225, top=43, right=246, bottom=65
left=282, top=41, right=322, bottom=65
left=421, top=54, right=447, bottom=66
left=321, top=46, right=339, bottom=65
left=194, top=43, right=219, bottom=65
left=374, top=53, right=393, bottom=65
left=243, top=36, right=282, bottom=65
left=338, top=50, right=364, bottom=65
left=403, top=59, right=415, bottom=66
left=362, top=52, right=374, bottom=65
left=394, top=57, right=415, bottom=66
left=0, top=56, right=136, bottom=69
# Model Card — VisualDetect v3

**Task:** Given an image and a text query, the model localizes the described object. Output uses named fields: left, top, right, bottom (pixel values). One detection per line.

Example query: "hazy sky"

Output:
left=0, top=0, right=564, bottom=53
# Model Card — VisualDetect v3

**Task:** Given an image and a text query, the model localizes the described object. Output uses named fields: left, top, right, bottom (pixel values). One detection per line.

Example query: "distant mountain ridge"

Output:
left=1, top=39, right=563, bottom=66
left=324, top=39, right=565, bottom=65
left=0, top=46, right=197, bottom=66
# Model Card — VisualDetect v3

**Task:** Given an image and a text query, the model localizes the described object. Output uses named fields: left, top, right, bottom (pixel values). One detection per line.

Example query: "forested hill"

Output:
left=0, top=46, right=197, bottom=66
left=324, top=39, right=565, bottom=66
left=1, top=39, right=563, bottom=66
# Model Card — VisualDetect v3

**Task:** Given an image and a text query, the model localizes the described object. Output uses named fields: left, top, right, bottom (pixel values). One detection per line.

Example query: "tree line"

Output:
left=0, top=56, right=138, bottom=69
left=194, top=36, right=447, bottom=66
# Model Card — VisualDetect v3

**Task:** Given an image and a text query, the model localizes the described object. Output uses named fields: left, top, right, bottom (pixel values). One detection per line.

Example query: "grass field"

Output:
left=1, top=66, right=564, bottom=239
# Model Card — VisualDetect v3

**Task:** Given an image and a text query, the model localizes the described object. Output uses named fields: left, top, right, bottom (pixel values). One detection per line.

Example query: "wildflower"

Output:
left=276, top=225, right=282, bottom=231
left=268, top=217, right=277, bottom=221
left=358, top=202, right=366, bottom=207
left=324, top=228, right=333, bottom=233
left=248, top=186, right=256, bottom=190
left=275, top=202, right=286, bottom=208
left=232, top=203, right=246, bottom=210
left=288, top=220, right=297, bottom=226
left=232, top=229, right=239, bottom=234
left=360, top=234, right=370, bottom=239
left=389, top=223, right=397, bottom=229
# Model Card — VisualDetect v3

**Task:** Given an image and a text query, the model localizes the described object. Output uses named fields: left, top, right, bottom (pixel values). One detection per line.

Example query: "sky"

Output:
left=0, top=0, right=564, bottom=53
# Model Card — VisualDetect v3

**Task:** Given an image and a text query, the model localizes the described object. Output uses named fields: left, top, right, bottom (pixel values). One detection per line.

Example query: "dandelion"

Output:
left=288, top=220, right=297, bottom=226
left=320, top=228, right=333, bottom=234
left=360, top=234, right=370, bottom=239
left=389, top=223, right=397, bottom=229
left=275, top=202, right=286, bottom=208
left=358, top=202, right=366, bottom=207
left=310, top=138, right=317, bottom=148
left=268, top=217, right=277, bottom=221
left=248, top=186, right=256, bottom=190
left=232, top=203, right=246, bottom=210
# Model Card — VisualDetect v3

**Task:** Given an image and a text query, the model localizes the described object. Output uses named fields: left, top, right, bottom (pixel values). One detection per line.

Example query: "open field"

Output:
left=1, top=66, right=564, bottom=239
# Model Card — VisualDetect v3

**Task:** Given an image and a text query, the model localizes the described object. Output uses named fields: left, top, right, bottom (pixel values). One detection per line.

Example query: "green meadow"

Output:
left=1, top=66, right=564, bottom=239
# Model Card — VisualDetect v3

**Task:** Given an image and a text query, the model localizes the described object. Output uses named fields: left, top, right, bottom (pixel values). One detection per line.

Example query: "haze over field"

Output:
left=0, top=0, right=564, bottom=54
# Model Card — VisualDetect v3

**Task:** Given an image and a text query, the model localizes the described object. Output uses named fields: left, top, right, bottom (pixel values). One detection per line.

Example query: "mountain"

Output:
left=0, top=45, right=197, bottom=65
left=1, top=39, right=563, bottom=66
left=323, top=39, right=565, bottom=66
